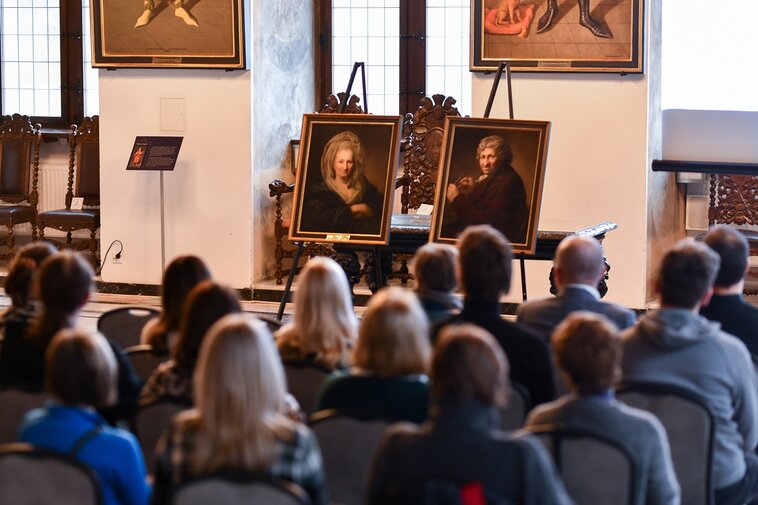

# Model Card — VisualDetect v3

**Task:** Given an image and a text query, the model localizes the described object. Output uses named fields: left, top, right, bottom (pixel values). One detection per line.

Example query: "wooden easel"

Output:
left=277, top=62, right=383, bottom=320
left=482, top=62, right=528, bottom=302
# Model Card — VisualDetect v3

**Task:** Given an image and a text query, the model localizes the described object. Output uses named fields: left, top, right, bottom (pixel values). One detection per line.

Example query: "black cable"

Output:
left=97, top=240, right=123, bottom=275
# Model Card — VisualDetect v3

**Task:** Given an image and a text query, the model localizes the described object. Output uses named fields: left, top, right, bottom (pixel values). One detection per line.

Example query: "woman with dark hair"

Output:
left=300, top=130, right=384, bottom=235
left=0, top=250, right=94, bottom=388
left=152, top=315, right=327, bottom=505
left=141, top=255, right=211, bottom=356
left=1, top=242, right=57, bottom=324
left=1, top=251, right=141, bottom=424
left=19, top=329, right=150, bottom=505
left=141, top=280, right=241, bottom=405
left=367, top=324, right=572, bottom=505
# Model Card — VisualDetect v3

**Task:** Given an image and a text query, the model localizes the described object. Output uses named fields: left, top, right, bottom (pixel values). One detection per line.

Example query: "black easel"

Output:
left=482, top=62, right=528, bottom=302
left=277, top=62, right=376, bottom=320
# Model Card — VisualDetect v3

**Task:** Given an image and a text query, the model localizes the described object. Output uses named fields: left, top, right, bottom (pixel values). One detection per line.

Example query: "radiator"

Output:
left=13, top=163, right=72, bottom=238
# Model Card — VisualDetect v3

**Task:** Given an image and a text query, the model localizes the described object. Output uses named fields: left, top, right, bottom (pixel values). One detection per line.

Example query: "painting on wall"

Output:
left=431, top=117, right=550, bottom=254
left=91, top=0, right=245, bottom=68
left=471, top=0, right=644, bottom=73
left=289, top=114, right=403, bottom=246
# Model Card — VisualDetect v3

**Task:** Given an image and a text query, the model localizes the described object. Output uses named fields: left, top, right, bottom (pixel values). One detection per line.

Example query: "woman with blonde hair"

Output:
left=152, top=314, right=327, bottom=505
left=314, top=287, right=432, bottom=423
left=276, top=257, right=357, bottom=370
left=300, top=130, right=384, bottom=235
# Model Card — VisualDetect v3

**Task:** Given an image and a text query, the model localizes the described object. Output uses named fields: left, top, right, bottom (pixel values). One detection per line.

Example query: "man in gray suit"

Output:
left=517, top=235, right=636, bottom=342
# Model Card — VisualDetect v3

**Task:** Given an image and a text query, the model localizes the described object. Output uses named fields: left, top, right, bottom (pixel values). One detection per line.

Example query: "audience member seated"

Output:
left=526, top=312, right=679, bottom=505
left=517, top=235, right=636, bottom=342
left=434, top=224, right=555, bottom=406
left=622, top=239, right=758, bottom=505
left=276, top=257, right=357, bottom=370
left=141, top=256, right=211, bottom=356
left=0, top=251, right=141, bottom=424
left=314, top=287, right=431, bottom=423
left=18, top=329, right=150, bottom=505
left=700, top=225, right=758, bottom=356
left=152, top=314, right=327, bottom=505
left=412, top=243, right=462, bottom=324
left=366, top=324, right=572, bottom=505
left=140, top=281, right=241, bottom=406
left=0, top=242, right=57, bottom=327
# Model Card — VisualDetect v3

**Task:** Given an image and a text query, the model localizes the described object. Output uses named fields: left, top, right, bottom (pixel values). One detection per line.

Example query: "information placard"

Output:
left=127, top=136, right=183, bottom=171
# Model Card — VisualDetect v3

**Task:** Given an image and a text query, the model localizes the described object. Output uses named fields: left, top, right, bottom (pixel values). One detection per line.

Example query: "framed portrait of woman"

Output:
left=430, top=117, right=551, bottom=254
left=289, top=114, right=403, bottom=246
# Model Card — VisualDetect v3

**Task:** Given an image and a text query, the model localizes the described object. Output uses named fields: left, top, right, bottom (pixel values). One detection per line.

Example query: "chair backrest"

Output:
left=500, top=381, right=532, bottom=431
left=0, top=388, right=54, bottom=444
left=401, top=94, right=461, bottom=212
left=0, top=114, right=41, bottom=203
left=172, top=474, right=311, bottom=505
left=283, top=362, right=331, bottom=415
left=125, top=344, right=168, bottom=382
left=617, top=381, right=715, bottom=505
left=309, top=409, right=393, bottom=505
left=68, top=116, right=100, bottom=207
left=134, top=398, right=191, bottom=474
left=528, top=425, right=635, bottom=505
left=97, top=306, right=160, bottom=349
left=0, top=442, right=102, bottom=505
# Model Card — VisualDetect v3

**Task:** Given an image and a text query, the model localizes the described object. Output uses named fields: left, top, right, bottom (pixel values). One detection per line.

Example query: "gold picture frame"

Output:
left=431, top=116, right=550, bottom=254
left=289, top=114, right=403, bottom=246
left=91, top=0, right=245, bottom=69
left=471, top=0, right=644, bottom=73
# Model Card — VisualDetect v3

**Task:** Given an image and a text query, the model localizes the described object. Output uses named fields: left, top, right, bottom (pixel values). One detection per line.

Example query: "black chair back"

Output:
left=97, top=306, right=160, bottom=349
left=134, top=398, right=191, bottom=474
left=528, top=425, right=635, bottom=505
left=309, top=409, right=394, bottom=505
left=0, top=442, right=102, bottom=505
left=171, top=474, right=311, bottom=505
left=125, top=344, right=168, bottom=382
left=617, top=381, right=715, bottom=505
left=500, top=381, right=532, bottom=431
left=0, top=388, right=54, bottom=444
left=283, top=362, right=331, bottom=415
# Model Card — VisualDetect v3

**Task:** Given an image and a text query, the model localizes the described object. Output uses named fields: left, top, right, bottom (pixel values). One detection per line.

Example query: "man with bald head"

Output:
left=517, top=235, right=636, bottom=342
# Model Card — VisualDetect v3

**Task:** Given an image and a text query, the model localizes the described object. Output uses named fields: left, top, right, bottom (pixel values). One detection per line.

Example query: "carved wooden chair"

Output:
left=706, top=173, right=758, bottom=295
left=37, top=116, right=100, bottom=268
left=0, top=114, right=41, bottom=260
left=389, top=94, right=461, bottom=283
left=269, top=93, right=365, bottom=284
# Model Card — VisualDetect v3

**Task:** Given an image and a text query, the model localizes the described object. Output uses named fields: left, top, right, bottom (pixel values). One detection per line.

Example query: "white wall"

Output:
left=98, top=69, right=253, bottom=288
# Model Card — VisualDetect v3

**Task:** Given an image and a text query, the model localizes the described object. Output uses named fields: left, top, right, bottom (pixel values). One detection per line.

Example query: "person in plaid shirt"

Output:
left=151, top=314, right=327, bottom=505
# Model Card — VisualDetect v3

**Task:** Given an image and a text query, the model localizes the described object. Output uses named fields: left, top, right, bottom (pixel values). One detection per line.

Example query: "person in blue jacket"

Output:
left=19, top=329, right=150, bottom=505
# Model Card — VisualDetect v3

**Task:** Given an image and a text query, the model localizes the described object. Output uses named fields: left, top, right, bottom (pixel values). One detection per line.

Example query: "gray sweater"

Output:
left=621, top=308, right=758, bottom=490
left=526, top=395, right=680, bottom=505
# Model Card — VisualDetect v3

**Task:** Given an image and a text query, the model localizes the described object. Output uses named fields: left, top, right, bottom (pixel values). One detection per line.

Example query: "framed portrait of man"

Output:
left=289, top=114, right=403, bottom=246
left=431, top=117, right=550, bottom=254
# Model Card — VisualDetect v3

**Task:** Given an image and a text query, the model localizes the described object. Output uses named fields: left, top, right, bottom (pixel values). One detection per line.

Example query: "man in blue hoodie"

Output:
left=622, top=239, right=758, bottom=505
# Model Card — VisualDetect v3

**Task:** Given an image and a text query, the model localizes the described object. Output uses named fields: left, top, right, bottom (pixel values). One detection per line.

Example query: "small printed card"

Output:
left=70, top=197, right=84, bottom=210
left=416, top=204, right=434, bottom=216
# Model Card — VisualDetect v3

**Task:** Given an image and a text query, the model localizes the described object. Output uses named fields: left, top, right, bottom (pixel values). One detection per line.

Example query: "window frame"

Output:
left=315, top=0, right=427, bottom=116
left=0, top=0, right=85, bottom=129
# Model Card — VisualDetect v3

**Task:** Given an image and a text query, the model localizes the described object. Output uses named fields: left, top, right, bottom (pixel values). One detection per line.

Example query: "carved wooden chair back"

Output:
left=69, top=116, right=100, bottom=208
left=0, top=114, right=42, bottom=258
left=401, top=94, right=461, bottom=213
left=0, top=114, right=40, bottom=204
left=707, top=173, right=758, bottom=295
